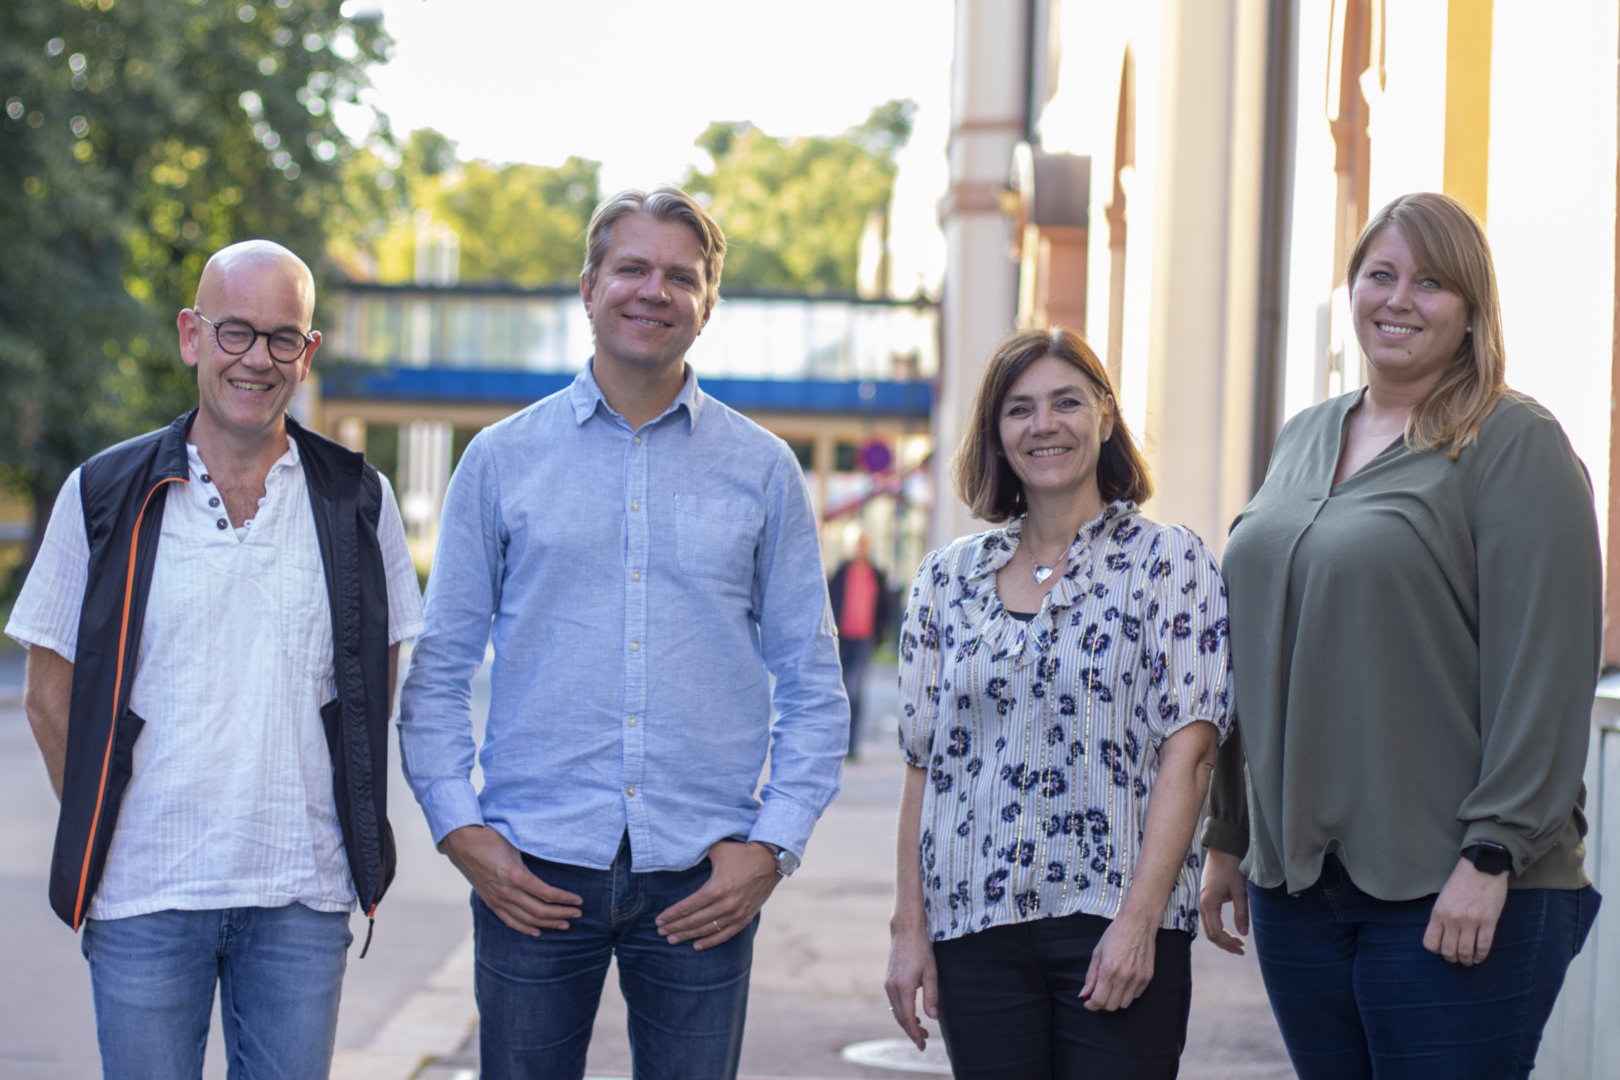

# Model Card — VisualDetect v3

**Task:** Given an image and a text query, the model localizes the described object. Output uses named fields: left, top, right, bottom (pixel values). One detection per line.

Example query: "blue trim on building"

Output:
left=322, top=366, right=932, bottom=417
left=334, top=280, right=939, bottom=308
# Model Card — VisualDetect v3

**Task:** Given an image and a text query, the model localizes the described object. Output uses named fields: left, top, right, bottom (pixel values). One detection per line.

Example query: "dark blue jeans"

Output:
left=839, top=635, right=876, bottom=757
left=473, top=835, right=757, bottom=1080
left=1248, top=855, right=1599, bottom=1080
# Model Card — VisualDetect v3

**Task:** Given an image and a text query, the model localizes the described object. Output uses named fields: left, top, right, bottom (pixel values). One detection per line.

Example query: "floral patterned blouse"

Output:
left=898, top=502, right=1233, bottom=943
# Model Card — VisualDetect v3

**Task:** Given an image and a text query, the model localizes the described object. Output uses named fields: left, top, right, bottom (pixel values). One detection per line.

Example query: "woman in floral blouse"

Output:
left=883, top=327, right=1233, bottom=1078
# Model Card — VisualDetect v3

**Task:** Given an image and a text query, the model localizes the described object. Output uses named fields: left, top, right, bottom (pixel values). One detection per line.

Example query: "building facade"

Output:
left=934, top=3, right=1619, bottom=1074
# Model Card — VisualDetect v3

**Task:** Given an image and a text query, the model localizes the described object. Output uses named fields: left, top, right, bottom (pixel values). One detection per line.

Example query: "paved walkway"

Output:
left=0, top=645, right=1294, bottom=1079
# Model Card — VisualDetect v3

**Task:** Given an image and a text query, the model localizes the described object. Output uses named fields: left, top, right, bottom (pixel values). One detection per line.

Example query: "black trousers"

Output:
left=932, top=912, right=1193, bottom=1080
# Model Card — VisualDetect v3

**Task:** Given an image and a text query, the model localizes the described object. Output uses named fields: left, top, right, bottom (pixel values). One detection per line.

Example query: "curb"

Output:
left=332, top=931, right=478, bottom=1080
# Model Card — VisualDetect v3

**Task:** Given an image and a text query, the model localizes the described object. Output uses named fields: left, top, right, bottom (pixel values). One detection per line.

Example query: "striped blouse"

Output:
left=898, top=502, right=1233, bottom=942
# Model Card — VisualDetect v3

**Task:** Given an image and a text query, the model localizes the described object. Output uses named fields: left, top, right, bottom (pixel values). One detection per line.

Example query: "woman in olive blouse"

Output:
left=886, top=328, right=1233, bottom=1078
left=1199, top=192, right=1601, bottom=1080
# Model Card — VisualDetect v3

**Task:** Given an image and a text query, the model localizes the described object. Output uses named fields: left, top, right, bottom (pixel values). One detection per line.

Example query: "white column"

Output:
left=1136, top=0, right=1266, bottom=552
left=400, top=420, right=453, bottom=546
left=932, top=0, right=1025, bottom=548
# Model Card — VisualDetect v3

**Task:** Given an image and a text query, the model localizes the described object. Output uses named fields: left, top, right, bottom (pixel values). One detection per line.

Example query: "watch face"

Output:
left=1471, top=843, right=1512, bottom=875
left=777, top=849, right=801, bottom=876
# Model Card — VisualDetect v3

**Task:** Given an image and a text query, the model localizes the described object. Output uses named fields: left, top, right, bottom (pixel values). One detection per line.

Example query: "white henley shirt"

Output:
left=6, top=437, right=425, bottom=920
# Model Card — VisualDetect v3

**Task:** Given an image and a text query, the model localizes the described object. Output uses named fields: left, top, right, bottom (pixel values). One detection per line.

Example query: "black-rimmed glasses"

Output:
left=196, top=313, right=314, bottom=364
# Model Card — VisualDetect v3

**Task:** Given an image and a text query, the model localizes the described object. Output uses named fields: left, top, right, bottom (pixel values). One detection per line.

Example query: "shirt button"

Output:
left=634, top=435, right=642, bottom=445
left=208, top=497, right=220, bottom=508
left=631, top=500, right=640, bottom=512
left=200, top=473, right=211, bottom=483
left=628, top=716, right=638, bottom=727
left=630, top=640, right=640, bottom=652
left=216, top=518, right=227, bottom=530
left=625, top=785, right=636, bottom=797
left=632, top=571, right=641, bottom=582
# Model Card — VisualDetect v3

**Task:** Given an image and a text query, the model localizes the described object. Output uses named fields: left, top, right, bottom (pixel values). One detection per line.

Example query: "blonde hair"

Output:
left=582, top=187, right=726, bottom=316
left=951, top=326, right=1151, bottom=522
left=1347, top=192, right=1506, bottom=458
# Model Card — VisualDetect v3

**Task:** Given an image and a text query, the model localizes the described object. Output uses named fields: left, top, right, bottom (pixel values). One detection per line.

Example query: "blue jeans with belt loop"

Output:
left=1247, top=854, right=1599, bottom=1080
left=473, top=833, right=758, bottom=1080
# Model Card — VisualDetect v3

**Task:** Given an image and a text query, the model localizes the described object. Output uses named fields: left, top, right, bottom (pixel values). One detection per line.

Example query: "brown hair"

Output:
left=582, top=186, right=727, bottom=316
left=951, top=326, right=1152, bottom=523
left=1346, top=192, right=1506, bottom=458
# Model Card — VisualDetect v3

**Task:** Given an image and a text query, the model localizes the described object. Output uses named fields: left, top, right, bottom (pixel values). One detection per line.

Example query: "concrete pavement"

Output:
left=0, top=643, right=1294, bottom=1079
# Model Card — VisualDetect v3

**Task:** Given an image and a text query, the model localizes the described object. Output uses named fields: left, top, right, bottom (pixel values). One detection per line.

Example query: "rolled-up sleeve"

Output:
left=1144, top=525, right=1233, bottom=746
left=397, top=435, right=505, bottom=845
left=747, top=452, right=848, bottom=857
left=1459, top=412, right=1602, bottom=872
left=1202, top=728, right=1250, bottom=857
left=897, top=548, right=949, bottom=768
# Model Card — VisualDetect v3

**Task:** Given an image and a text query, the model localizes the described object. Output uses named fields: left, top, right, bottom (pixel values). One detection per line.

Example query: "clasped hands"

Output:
left=1198, top=848, right=1511, bottom=966
left=439, top=826, right=781, bottom=949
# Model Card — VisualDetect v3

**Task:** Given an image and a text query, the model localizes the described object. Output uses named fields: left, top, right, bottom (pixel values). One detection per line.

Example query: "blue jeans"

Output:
left=839, top=636, right=876, bottom=756
left=1248, top=855, right=1600, bottom=1080
left=80, top=903, right=353, bottom=1080
left=473, top=834, right=757, bottom=1080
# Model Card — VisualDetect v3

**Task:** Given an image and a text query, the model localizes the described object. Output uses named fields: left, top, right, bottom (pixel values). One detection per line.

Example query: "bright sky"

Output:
left=338, top=0, right=955, bottom=294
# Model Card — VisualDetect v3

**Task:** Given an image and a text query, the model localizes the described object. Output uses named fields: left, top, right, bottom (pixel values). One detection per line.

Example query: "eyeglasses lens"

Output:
left=214, top=319, right=307, bottom=363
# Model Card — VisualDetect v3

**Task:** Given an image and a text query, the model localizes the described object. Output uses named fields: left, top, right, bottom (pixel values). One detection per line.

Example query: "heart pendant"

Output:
left=1033, top=565, right=1054, bottom=584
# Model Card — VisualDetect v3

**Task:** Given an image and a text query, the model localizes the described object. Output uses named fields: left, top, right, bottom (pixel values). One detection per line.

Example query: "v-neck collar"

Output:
left=1328, top=388, right=1408, bottom=495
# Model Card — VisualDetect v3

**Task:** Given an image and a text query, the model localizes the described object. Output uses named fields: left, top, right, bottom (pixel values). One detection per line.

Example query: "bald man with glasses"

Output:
left=7, top=240, right=423, bottom=1079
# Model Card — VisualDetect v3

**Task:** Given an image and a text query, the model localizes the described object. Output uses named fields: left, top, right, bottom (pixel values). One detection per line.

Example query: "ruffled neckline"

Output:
left=955, top=501, right=1139, bottom=668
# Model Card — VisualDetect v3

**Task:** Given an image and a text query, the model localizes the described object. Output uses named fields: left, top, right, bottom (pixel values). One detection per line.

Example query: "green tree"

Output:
left=685, top=100, right=915, bottom=294
left=369, top=130, right=600, bottom=288
left=0, top=0, right=390, bottom=593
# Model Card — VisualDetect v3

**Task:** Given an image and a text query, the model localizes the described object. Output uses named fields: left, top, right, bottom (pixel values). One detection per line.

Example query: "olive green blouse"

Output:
left=1203, top=390, right=1601, bottom=898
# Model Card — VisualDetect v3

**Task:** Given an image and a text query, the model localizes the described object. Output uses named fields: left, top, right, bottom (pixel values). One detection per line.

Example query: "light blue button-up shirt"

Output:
left=398, top=363, right=847, bottom=872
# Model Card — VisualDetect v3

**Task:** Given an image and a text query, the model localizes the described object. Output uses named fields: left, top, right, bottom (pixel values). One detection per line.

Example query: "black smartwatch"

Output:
left=1461, top=841, right=1512, bottom=876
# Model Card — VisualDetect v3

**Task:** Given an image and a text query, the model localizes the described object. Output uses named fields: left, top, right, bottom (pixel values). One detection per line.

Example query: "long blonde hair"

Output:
left=1346, top=192, right=1506, bottom=458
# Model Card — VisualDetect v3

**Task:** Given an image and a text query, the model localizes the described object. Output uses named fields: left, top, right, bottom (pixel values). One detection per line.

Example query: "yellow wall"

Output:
left=1443, top=0, right=1493, bottom=221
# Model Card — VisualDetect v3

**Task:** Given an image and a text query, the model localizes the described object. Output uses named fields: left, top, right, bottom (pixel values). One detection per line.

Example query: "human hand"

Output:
left=439, top=825, right=583, bottom=937
left=1198, top=848, right=1250, bottom=955
left=1423, top=856, right=1510, bottom=965
left=654, top=840, right=781, bottom=950
left=1080, top=911, right=1158, bottom=1012
left=883, top=920, right=939, bottom=1050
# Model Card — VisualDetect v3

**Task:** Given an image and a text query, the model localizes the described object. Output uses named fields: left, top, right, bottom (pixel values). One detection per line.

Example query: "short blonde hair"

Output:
left=582, top=187, right=726, bottom=316
left=1347, top=192, right=1506, bottom=458
left=951, top=327, right=1152, bottom=523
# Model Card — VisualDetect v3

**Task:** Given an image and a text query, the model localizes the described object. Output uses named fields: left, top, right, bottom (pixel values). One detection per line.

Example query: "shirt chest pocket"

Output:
left=675, top=496, right=763, bottom=585
left=281, top=558, right=335, bottom=681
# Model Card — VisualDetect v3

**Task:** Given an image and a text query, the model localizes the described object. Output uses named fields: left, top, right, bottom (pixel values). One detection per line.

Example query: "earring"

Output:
left=1466, top=325, right=1473, bottom=333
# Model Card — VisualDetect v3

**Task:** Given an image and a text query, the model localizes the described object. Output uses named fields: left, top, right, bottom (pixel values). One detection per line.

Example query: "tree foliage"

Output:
left=685, top=100, right=915, bottom=294
left=366, top=130, right=600, bottom=288
left=0, top=0, right=390, bottom=592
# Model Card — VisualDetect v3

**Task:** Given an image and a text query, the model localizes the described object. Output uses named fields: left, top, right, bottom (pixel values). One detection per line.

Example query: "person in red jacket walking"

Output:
left=828, top=531, right=889, bottom=760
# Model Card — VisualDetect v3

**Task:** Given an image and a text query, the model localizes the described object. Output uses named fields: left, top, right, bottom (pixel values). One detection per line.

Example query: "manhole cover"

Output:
left=840, top=1037, right=953, bottom=1074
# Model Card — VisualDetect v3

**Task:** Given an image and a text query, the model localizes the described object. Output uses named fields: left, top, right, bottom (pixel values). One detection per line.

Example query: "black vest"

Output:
left=49, top=411, right=397, bottom=932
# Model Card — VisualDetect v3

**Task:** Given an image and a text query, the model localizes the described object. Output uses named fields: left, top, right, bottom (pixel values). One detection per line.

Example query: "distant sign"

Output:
left=858, top=440, right=892, bottom=474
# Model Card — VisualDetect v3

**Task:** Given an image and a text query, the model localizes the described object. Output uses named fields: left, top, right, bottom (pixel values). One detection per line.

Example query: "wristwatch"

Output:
left=1461, top=841, right=1512, bottom=876
left=754, top=841, right=800, bottom=878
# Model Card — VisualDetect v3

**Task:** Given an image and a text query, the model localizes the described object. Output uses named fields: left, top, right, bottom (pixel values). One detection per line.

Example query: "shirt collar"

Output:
left=185, top=435, right=300, bottom=479
left=957, top=500, right=1138, bottom=667
left=568, top=359, right=705, bottom=433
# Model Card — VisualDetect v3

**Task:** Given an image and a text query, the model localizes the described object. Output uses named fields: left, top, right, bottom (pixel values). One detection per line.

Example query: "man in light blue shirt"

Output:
left=398, top=186, right=847, bottom=1080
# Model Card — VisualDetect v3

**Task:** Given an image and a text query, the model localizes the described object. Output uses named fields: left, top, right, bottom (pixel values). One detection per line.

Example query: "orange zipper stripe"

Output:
left=73, top=477, right=184, bottom=929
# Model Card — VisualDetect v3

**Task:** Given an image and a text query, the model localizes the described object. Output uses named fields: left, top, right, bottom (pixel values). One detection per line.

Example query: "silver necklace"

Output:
left=1028, top=543, right=1066, bottom=584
